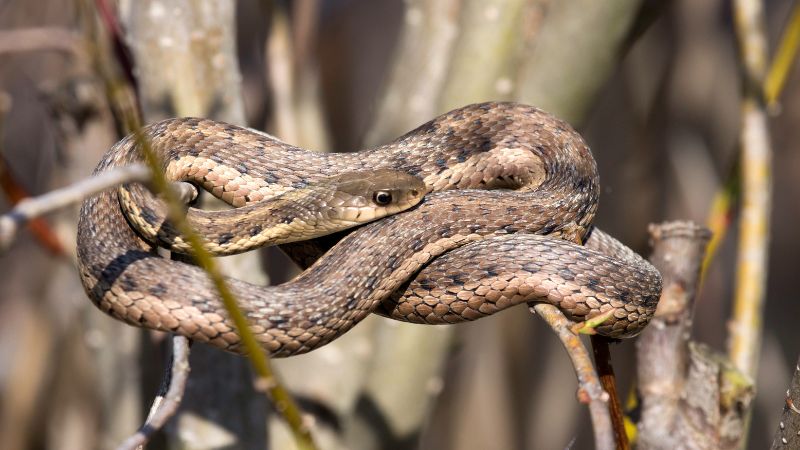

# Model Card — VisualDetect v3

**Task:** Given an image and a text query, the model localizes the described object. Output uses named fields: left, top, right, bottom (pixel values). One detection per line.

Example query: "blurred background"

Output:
left=0, top=0, right=798, bottom=449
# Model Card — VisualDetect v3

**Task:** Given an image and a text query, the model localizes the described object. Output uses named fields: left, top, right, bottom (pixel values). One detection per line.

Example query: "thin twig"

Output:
left=729, top=0, right=773, bottom=380
left=590, top=335, right=629, bottom=450
left=764, top=2, right=800, bottom=109
left=116, top=336, right=191, bottom=450
left=530, top=303, right=613, bottom=450
left=701, top=0, right=798, bottom=279
left=0, top=163, right=149, bottom=251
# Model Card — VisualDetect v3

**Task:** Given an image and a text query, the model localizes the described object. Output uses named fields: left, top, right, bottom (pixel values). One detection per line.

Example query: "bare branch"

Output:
left=530, top=303, right=613, bottom=450
left=637, top=221, right=754, bottom=449
left=116, top=336, right=191, bottom=450
left=0, top=164, right=149, bottom=251
left=729, top=0, right=773, bottom=380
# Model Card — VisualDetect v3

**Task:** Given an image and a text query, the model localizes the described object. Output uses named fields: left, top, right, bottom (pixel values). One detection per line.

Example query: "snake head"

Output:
left=322, top=169, right=426, bottom=224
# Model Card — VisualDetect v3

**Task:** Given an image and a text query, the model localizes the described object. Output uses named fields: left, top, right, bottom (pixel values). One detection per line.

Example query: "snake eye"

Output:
left=373, top=190, right=393, bottom=206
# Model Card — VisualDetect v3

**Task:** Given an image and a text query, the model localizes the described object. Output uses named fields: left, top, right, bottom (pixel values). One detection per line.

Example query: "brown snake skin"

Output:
left=77, top=102, right=662, bottom=357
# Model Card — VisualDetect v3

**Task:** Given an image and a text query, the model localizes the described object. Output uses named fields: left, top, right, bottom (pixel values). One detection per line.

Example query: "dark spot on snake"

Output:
left=478, top=138, right=493, bottom=152
left=218, top=232, right=234, bottom=245
left=150, top=282, right=168, bottom=296
left=456, top=149, right=470, bottom=162
left=263, top=172, right=279, bottom=184
left=236, top=162, right=248, bottom=174
left=210, top=153, right=224, bottom=164
left=250, top=225, right=262, bottom=237
left=587, top=277, right=601, bottom=290
left=405, top=165, right=423, bottom=176
left=435, top=157, right=447, bottom=168
left=280, top=216, right=293, bottom=224
left=467, top=223, right=481, bottom=233
left=485, top=267, right=499, bottom=278
left=386, top=255, right=400, bottom=269
left=139, top=207, right=158, bottom=225
left=416, top=120, right=438, bottom=134
left=345, top=295, right=359, bottom=310
left=502, top=224, right=519, bottom=233
left=449, top=273, right=468, bottom=286
left=185, top=146, right=200, bottom=157
left=540, top=222, right=558, bottom=235
left=559, top=268, right=575, bottom=281
left=410, top=240, right=425, bottom=252
left=618, top=291, right=629, bottom=303
left=118, top=274, right=139, bottom=292
left=417, top=278, right=436, bottom=291
left=269, top=315, right=286, bottom=325
left=473, top=118, right=483, bottom=129
left=292, top=180, right=309, bottom=189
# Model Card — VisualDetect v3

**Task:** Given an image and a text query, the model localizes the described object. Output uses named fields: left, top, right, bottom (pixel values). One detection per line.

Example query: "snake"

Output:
left=77, top=102, right=663, bottom=357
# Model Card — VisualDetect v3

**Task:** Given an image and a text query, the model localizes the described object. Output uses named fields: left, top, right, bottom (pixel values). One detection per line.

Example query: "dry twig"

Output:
left=116, top=336, right=191, bottom=450
left=0, top=163, right=149, bottom=251
left=729, top=0, right=773, bottom=381
left=530, top=303, right=613, bottom=450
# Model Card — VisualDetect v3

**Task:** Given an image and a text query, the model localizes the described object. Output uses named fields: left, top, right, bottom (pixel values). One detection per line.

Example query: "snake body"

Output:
left=77, top=102, right=662, bottom=357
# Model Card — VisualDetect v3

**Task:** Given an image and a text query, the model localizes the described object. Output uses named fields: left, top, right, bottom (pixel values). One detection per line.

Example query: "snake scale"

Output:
left=77, top=102, right=662, bottom=357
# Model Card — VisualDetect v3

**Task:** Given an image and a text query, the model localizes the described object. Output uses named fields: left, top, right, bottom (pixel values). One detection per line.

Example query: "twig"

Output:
left=116, top=336, right=191, bottom=450
left=94, top=0, right=139, bottom=104
left=729, top=0, right=773, bottom=380
left=764, top=2, right=800, bottom=109
left=590, top=335, right=629, bottom=450
left=702, top=0, right=798, bottom=279
left=530, top=303, right=613, bottom=450
left=0, top=163, right=149, bottom=251
left=772, top=356, right=800, bottom=449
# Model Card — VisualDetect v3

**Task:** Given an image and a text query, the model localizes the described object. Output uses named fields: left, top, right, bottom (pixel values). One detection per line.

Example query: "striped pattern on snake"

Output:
left=77, top=102, right=662, bottom=357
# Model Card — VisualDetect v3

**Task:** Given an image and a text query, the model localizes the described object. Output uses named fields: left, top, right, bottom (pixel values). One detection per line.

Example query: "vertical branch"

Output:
left=729, top=0, right=773, bottom=380
left=636, top=222, right=754, bottom=449
left=636, top=222, right=709, bottom=448
left=590, top=335, right=629, bottom=450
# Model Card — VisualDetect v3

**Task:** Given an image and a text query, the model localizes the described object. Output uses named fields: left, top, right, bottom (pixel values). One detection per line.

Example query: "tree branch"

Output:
left=116, top=336, right=191, bottom=450
left=530, top=303, right=614, bottom=450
